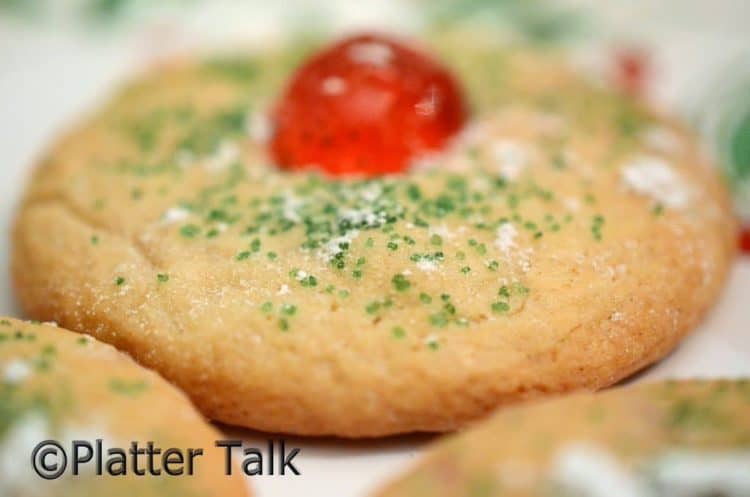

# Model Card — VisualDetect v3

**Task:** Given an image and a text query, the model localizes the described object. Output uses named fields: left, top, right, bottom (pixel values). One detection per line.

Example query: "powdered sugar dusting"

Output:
left=429, top=224, right=456, bottom=240
left=282, top=192, right=305, bottom=223
left=551, top=443, right=750, bottom=497
left=494, top=222, right=533, bottom=273
left=552, top=443, right=645, bottom=497
left=204, top=140, right=240, bottom=172
left=650, top=451, right=750, bottom=496
left=339, top=208, right=387, bottom=228
left=318, top=231, right=360, bottom=262
left=495, top=222, right=518, bottom=254
left=416, top=259, right=438, bottom=272
left=277, top=284, right=290, bottom=296
left=643, top=126, right=683, bottom=154
left=247, top=111, right=272, bottom=143
left=621, top=157, right=692, bottom=209
left=161, top=206, right=190, bottom=224
left=3, top=359, right=31, bottom=385
left=0, top=415, right=121, bottom=495
left=491, top=140, right=528, bottom=180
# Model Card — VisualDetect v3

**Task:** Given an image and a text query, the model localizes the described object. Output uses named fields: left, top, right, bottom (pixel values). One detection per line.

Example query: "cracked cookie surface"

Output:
left=12, top=34, right=736, bottom=436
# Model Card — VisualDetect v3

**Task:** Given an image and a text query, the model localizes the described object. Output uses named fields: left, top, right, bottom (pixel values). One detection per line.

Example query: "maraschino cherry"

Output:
left=740, top=227, right=750, bottom=254
left=269, top=33, right=467, bottom=176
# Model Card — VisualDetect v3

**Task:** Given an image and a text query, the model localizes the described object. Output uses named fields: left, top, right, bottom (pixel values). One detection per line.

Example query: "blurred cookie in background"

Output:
left=0, top=318, right=252, bottom=497
left=374, top=379, right=750, bottom=497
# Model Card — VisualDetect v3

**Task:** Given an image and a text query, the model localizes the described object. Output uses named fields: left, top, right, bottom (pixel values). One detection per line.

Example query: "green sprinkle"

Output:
left=90, top=235, right=99, bottom=245
left=267, top=251, right=278, bottom=260
left=667, top=399, right=724, bottom=430
left=115, top=276, right=125, bottom=286
left=338, top=289, right=350, bottom=298
left=514, top=283, right=530, bottom=295
left=76, top=336, right=90, bottom=346
left=419, top=293, right=432, bottom=304
left=300, top=275, right=317, bottom=287
left=430, top=313, right=449, bottom=327
left=391, top=274, right=411, bottom=292
left=236, top=251, right=251, bottom=261
left=35, top=358, right=51, bottom=372
left=365, top=301, right=381, bottom=314
left=591, top=214, right=605, bottom=241
left=492, top=301, right=510, bottom=313
left=156, top=273, right=169, bottom=283
left=278, top=318, right=290, bottom=331
left=281, top=304, right=297, bottom=316
left=180, top=224, right=201, bottom=238
left=427, top=340, right=440, bottom=350
left=392, top=327, right=406, bottom=339
left=460, top=266, right=471, bottom=274
left=552, top=153, right=567, bottom=169
left=387, top=241, right=399, bottom=251
left=430, top=234, right=443, bottom=246
left=109, top=379, right=148, bottom=396
left=589, top=404, right=607, bottom=423
left=261, top=302, right=273, bottom=313
left=406, top=184, right=422, bottom=202
left=413, top=217, right=429, bottom=228
left=352, top=269, right=363, bottom=279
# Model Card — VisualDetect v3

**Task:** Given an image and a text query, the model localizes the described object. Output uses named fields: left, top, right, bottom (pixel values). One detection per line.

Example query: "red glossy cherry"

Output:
left=269, top=33, right=468, bottom=176
left=613, top=47, right=651, bottom=97
left=740, top=227, right=750, bottom=254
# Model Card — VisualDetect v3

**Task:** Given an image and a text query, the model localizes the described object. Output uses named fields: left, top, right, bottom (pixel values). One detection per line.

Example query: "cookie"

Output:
left=374, top=379, right=750, bottom=497
left=12, top=34, right=735, bottom=436
left=0, top=318, right=251, bottom=497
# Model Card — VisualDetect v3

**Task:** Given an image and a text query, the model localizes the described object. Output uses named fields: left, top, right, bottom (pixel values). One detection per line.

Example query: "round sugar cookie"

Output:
left=0, top=318, right=251, bottom=497
left=374, top=379, right=750, bottom=497
left=12, top=34, right=735, bottom=436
